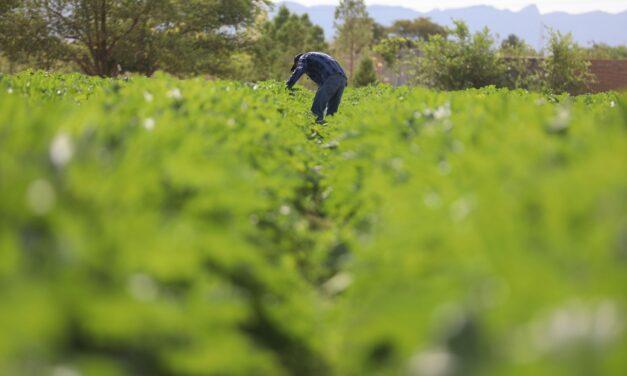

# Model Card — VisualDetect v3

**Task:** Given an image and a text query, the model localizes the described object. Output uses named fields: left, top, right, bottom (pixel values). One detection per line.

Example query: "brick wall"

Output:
left=589, top=60, right=627, bottom=93
left=375, top=55, right=627, bottom=93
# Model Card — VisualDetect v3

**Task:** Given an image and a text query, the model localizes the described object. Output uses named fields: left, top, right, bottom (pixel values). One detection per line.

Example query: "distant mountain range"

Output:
left=273, top=2, right=627, bottom=49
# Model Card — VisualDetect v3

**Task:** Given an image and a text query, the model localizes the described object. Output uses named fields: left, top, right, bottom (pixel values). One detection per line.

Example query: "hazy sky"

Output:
left=280, top=1, right=627, bottom=14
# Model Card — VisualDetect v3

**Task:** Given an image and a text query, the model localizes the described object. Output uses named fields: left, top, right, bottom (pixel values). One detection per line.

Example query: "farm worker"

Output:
left=286, top=52, right=348, bottom=124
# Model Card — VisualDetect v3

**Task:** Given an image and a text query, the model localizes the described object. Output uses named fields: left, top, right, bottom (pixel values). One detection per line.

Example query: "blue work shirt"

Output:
left=286, top=52, right=347, bottom=89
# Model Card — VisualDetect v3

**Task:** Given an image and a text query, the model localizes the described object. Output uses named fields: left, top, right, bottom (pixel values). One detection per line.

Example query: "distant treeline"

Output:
left=1, top=0, right=626, bottom=93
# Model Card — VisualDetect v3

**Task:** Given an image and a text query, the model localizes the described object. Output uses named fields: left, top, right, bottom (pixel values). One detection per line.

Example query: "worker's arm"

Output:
left=286, top=59, right=307, bottom=89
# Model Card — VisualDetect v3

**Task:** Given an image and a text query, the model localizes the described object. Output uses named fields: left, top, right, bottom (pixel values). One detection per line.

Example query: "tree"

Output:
left=353, top=56, right=377, bottom=87
left=388, top=17, right=446, bottom=41
left=499, top=34, right=540, bottom=90
left=541, top=30, right=593, bottom=94
left=1, top=1, right=161, bottom=76
left=0, top=0, right=269, bottom=77
left=586, top=43, right=627, bottom=60
left=501, top=34, right=524, bottom=51
left=416, top=20, right=505, bottom=90
left=370, top=19, right=388, bottom=45
left=251, top=6, right=327, bottom=81
left=334, top=0, right=373, bottom=77
left=151, top=0, right=269, bottom=77
left=373, top=37, right=417, bottom=85
left=0, top=0, right=65, bottom=70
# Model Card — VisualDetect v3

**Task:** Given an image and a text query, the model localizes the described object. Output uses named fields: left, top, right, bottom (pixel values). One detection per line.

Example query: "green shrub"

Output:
left=416, top=20, right=505, bottom=90
left=353, top=56, right=378, bottom=87
left=541, top=30, right=594, bottom=95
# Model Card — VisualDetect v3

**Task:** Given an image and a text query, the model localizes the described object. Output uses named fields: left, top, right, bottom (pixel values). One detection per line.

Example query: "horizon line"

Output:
left=272, top=1, right=627, bottom=15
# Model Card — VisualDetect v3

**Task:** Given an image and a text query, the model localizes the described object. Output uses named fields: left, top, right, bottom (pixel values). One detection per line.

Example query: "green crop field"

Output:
left=1, top=71, right=626, bottom=376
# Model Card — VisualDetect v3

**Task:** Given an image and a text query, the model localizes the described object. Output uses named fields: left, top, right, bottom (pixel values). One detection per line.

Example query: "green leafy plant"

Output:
left=541, top=30, right=595, bottom=94
left=0, top=71, right=625, bottom=376
left=416, top=20, right=506, bottom=90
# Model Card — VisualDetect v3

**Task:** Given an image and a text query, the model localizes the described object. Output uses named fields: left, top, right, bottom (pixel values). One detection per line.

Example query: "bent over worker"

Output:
left=286, top=52, right=348, bottom=123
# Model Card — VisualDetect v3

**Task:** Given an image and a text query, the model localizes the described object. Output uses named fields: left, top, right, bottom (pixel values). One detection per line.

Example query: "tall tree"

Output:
left=388, top=17, right=446, bottom=41
left=0, top=0, right=269, bottom=77
left=369, top=18, right=388, bottom=45
left=152, top=0, right=269, bottom=76
left=0, top=0, right=64, bottom=70
left=334, top=0, right=373, bottom=77
left=252, top=6, right=327, bottom=81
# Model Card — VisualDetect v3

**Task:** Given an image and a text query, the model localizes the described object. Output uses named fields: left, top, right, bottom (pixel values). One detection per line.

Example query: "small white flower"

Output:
left=49, top=133, right=74, bottom=168
left=610, top=101, right=616, bottom=108
left=143, top=91, right=154, bottom=102
left=279, top=205, right=291, bottom=215
left=424, top=192, right=441, bottom=209
left=452, top=140, right=464, bottom=153
left=128, top=273, right=158, bottom=302
left=167, top=88, right=182, bottom=100
left=52, top=365, right=81, bottom=376
left=433, top=102, right=452, bottom=120
left=323, top=273, right=353, bottom=295
left=7, top=87, right=13, bottom=94
left=26, top=179, right=56, bottom=215
left=438, top=161, right=451, bottom=175
left=409, top=348, right=457, bottom=376
left=547, top=107, right=571, bottom=134
left=143, top=117, right=156, bottom=131
left=450, top=196, right=475, bottom=221
left=390, top=158, right=404, bottom=170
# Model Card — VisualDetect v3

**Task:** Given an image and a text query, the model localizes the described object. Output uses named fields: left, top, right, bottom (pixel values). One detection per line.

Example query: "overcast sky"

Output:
left=279, top=1, right=627, bottom=14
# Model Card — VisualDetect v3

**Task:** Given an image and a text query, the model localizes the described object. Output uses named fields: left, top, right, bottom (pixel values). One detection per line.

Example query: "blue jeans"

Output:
left=311, top=74, right=347, bottom=122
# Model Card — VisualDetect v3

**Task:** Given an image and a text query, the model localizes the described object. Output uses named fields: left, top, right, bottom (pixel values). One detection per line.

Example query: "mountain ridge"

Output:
left=273, top=2, right=627, bottom=49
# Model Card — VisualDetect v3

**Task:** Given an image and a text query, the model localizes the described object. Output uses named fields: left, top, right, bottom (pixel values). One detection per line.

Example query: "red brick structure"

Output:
left=375, top=56, right=627, bottom=93
left=589, top=60, right=627, bottom=93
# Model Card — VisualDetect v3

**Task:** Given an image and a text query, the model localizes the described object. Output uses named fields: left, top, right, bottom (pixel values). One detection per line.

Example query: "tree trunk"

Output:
left=349, top=40, right=355, bottom=77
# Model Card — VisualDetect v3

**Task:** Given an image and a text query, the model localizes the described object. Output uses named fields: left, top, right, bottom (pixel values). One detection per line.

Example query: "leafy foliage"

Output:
left=388, top=17, right=447, bottom=41
left=0, top=71, right=626, bottom=375
left=373, top=37, right=418, bottom=67
left=353, top=56, right=377, bottom=87
left=0, top=0, right=269, bottom=77
left=541, top=30, right=594, bottom=95
left=416, top=20, right=505, bottom=90
left=334, top=0, right=373, bottom=78
left=499, top=34, right=541, bottom=90
left=586, top=43, right=627, bottom=60
left=251, top=6, right=327, bottom=82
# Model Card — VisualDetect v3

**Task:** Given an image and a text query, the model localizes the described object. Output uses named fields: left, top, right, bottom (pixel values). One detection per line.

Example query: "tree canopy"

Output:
left=417, top=20, right=505, bottom=90
left=334, top=0, right=373, bottom=77
left=0, top=0, right=269, bottom=77
left=388, top=17, right=447, bottom=41
left=251, top=6, right=327, bottom=81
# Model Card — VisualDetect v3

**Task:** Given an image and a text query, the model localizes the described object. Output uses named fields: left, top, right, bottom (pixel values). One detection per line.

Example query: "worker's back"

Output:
left=288, top=52, right=347, bottom=87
